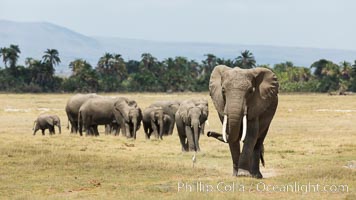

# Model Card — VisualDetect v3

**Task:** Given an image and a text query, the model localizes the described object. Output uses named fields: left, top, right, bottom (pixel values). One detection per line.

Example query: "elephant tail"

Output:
left=260, top=144, right=265, bottom=167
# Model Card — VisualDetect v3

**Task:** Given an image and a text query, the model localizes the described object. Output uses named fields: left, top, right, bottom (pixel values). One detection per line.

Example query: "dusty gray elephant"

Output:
left=207, top=65, right=279, bottom=179
left=191, top=99, right=209, bottom=135
left=33, top=114, right=61, bottom=135
left=142, top=106, right=172, bottom=139
left=149, top=100, right=180, bottom=135
left=78, top=97, right=117, bottom=136
left=113, top=98, right=142, bottom=139
left=65, top=93, right=100, bottom=133
left=175, top=100, right=208, bottom=152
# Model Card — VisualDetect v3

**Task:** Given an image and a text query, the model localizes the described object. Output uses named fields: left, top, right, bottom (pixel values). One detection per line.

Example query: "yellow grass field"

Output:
left=0, top=93, right=355, bottom=200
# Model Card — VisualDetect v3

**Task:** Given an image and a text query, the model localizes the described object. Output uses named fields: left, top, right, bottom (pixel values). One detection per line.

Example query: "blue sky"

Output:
left=1, top=0, right=355, bottom=50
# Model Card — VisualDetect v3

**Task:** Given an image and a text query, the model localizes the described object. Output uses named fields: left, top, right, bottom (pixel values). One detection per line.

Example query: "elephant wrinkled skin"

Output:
left=175, top=100, right=208, bottom=152
left=207, top=65, right=279, bottom=179
left=142, top=106, right=172, bottom=139
left=33, top=114, right=61, bottom=135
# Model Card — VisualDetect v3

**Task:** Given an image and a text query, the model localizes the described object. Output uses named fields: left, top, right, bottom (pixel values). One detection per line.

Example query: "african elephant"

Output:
left=78, top=97, right=119, bottom=136
left=149, top=100, right=180, bottom=135
left=33, top=114, right=61, bottom=135
left=112, top=98, right=142, bottom=139
left=175, top=100, right=208, bottom=152
left=207, top=65, right=279, bottom=179
left=142, top=106, right=172, bottom=139
left=65, top=93, right=100, bottom=133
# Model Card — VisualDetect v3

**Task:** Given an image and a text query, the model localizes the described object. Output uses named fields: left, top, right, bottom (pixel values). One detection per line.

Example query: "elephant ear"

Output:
left=127, top=99, right=138, bottom=107
left=114, top=101, right=130, bottom=122
left=45, top=117, right=54, bottom=126
left=178, top=105, right=190, bottom=124
left=51, top=115, right=60, bottom=125
left=209, top=65, right=232, bottom=116
left=251, top=68, right=279, bottom=99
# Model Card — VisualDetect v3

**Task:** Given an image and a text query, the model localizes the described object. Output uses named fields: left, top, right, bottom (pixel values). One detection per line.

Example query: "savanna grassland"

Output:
left=0, top=93, right=355, bottom=200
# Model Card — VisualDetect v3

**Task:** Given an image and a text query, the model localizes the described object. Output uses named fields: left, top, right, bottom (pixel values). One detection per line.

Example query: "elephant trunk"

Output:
left=193, top=122, right=199, bottom=151
left=158, top=118, right=164, bottom=140
left=132, top=120, right=137, bottom=139
left=225, top=95, right=245, bottom=143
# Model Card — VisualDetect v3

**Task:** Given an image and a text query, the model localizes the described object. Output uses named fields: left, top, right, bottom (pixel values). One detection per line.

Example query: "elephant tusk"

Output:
left=241, top=115, right=247, bottom=142
left=206, top=120, right=210, bottom=126
left=222, top=115, right=228, bottom=143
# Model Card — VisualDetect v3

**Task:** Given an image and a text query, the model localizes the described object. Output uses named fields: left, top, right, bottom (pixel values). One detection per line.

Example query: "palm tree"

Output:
left=310, top=59, right=330, bottom=78
left=339, top=61, right=352, bottom=80
left=352, top=60, right=356, bottom=76
left=1, top=45, right=21, bottom=68
left=235, top=50, right=256, bottom=69
left=42, top=49, right=61, bottom=67
left=1, top=45, right=20, bottom=68
left=0, top=47, right=9, bottom=68
left=96, top=53, right=115, bottom=74
left=69, top=59, right=91, bottom=75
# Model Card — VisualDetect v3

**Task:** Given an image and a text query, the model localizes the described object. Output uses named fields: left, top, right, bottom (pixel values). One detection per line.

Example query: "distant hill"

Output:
left=1, top=19, right=355, bottom=75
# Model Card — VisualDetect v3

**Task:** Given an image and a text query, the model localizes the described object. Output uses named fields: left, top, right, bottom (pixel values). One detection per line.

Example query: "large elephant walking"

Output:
left=207, top=65, right=279, bottom=178
left=65, top=93, right=100, bottom=133
left=175, top=100, right=208, bottom=152
left=33, top=114, right=61, bottom=135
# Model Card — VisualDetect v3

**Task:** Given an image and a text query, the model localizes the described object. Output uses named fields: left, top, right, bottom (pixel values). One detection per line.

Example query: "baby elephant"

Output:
left=33, top=114, right=61, bottom=135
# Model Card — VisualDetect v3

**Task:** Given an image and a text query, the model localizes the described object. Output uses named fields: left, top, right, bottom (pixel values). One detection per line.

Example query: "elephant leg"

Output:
left=228, top=140, right=241, bottom=176
left=93, top=125, right=99, bottom=136
left=105, top=125, right=109, bottom=135
left=73, top=121, right=78, bottom=133
left=178, top=134, right=188, bottom=152
left=148, top=128, right=153, bottom=139
left=250, top=138, right=265, bottom=179
left=238, top=119, right=259, bottom=176
left=144, top=124, right=149, bottom=139
left=185, top=126, right=195, bottom=151
left=251, top=112, right=274, bottom=178
left=124, top=124, right=131, bottom=138
left=151, top=121, right=159, bottom=139
left=115, top=126, right=120, bottom=136
left=41, top=129, right=45, bottom=136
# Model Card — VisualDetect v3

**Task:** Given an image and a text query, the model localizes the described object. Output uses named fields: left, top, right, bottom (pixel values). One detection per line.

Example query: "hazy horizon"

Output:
left=1, top=0, right=356, bottom=51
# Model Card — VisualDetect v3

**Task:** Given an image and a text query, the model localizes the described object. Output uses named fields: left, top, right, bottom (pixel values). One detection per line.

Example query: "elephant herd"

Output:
left=33, top=93, right=209, bottom=152
left=32, top=65, right=279, bottom=179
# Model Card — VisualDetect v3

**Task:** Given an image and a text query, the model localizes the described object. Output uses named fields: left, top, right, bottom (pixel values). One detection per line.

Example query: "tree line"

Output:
left=1, top=44, right=356, bottom=93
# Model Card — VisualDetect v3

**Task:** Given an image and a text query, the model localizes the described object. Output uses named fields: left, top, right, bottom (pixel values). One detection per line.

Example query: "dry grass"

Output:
left=0, top=93, right=355, bottom=200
